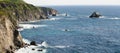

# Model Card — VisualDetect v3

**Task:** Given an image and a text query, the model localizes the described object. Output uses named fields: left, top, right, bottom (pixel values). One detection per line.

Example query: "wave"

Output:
left=53, top=45, right=70, bottom=48
left=41, top=41, right=70, bottom=48
left=19, top=20, right=40, bottom=24
left=86, top=15, right=120, bottom=20
left=15, top=38, right=47, bottom=53
left=15, top=39, right=70, bottom=53
left=99, top=16, right=106, bottom=18
left=106, top=17, right=120, bottom=20
left=101, top=17, right=120, bottom=20
left=48, top=18, right=62, bottom=21
left=23, top=38, right=31, bottom=44
left=15, top=45, right=47, bottom=53
left=57, top=13, right=70, bottom=16
left=18, top=24, right=47, bottom=31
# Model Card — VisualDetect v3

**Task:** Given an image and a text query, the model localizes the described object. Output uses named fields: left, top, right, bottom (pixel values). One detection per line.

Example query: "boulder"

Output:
left=30, top=41, right=37, bottom=46
left=32, top=48, right=35, bottom=50
left=52, top=14, right=56, bottom=16
left=89, top=12, right=102, bottom=18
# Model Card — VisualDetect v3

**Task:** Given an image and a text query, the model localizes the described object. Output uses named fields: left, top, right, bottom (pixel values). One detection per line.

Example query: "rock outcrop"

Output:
left=0, top=11, right=24, bottom=53
left=89, top=12, right=102, bottom=18
left=30, top=41, right=37, bottom=46
left=40, top=7, right=58, bottom=16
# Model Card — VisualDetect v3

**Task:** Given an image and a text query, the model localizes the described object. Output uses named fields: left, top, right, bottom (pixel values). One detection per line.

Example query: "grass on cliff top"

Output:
left=0, top=0, right=25, bottom=3
left=0, top=10, right=17, bottom=26
left=0, top=10, right=7, bottom=16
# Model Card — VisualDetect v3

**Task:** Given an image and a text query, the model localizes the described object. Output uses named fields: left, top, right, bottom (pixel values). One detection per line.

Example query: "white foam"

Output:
left=17, top=28, right=24, bottom=31
left=48, top=18, right=62, bottom=21
left=15, top=45, right=47, bottom=53
left=41, top=41, right=49, bottom=47
left=15, top=39, right=70, bottom=53
left=108, top=17, right=120, bottom=20
left=57, top=13, right=70, bottom=16
left=102, top=17, right=120, bottom=20
left=99, top=16, right=106, bottom=18
left=19, top=20, right=40, bottom=23
left=41, top=41, right=69, bottom=48
left=88, top=16, right=120, bottom=20
left=18, top=24, right=47, bottom=31
left=23, top=38, right=31, bottom=44
left=29, top=20, right=40, bottom=23
left=15, top=39, right=47, bottom=53
left=54, top=45, right=70, bottom=48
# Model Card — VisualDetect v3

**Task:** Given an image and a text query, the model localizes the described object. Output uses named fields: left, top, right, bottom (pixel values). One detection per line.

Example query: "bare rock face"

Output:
left=50, top=9, right=58, bottom=16
left=40, top=7, right=58, bottom=16
left=89, top=12, right=102, bottom=18
left=0, top=14, right=24, bottom=53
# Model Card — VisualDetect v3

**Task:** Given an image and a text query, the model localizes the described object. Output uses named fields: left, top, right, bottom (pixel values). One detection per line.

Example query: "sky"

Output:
left=24, top=0, right=120, bottom=6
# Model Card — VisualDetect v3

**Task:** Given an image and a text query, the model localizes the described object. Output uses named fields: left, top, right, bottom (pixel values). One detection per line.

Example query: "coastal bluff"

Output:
left=0, top=11, right=24, bottom=53
left=0, top=1, right=57, bottom=22
left=0, top=0, right=57, bottom=53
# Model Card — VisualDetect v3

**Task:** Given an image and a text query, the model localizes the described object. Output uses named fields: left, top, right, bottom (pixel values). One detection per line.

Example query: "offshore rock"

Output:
left=30, top=41, right=37, bottom=46
left=89, top=12, right=102, bottom=18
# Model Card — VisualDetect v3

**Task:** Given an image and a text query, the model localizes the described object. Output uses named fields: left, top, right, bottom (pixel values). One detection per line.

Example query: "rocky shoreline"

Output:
left=0, top=0, right=57, bottom=53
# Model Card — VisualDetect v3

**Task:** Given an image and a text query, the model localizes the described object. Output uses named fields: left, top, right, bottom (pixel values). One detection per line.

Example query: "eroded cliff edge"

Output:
left=0, top=11, right=24, bottom=53
left=0, top=1, right=57, bottom=53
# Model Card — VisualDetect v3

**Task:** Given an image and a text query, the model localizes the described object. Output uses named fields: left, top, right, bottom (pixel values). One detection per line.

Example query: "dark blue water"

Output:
left=21, top=6, right=120, bottom=53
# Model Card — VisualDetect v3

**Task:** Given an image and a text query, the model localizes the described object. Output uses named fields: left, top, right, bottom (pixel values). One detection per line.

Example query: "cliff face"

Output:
left=0, top=11, right=24, bottom=53
left=40, top=7, right=58, bottom=16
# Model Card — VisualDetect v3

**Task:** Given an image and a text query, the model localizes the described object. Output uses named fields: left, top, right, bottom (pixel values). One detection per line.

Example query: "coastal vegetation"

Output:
left=0, top=0, right=25, bottom=3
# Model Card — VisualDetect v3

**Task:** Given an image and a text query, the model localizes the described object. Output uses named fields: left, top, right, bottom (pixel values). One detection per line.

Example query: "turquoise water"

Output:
left=21, top=6, right=120, bottom=53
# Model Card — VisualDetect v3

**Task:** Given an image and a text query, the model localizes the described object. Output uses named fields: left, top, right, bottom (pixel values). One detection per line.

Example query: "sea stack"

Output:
left=51, top=9, right=57, bottom=16
left=89, top=12, right=102, bottom=18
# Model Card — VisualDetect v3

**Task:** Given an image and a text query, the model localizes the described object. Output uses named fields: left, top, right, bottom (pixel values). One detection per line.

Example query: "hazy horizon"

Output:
left=24, top=0, right=120, bottom=6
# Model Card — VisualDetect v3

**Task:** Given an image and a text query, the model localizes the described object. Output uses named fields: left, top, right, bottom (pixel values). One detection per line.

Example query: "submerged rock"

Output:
left=32, top=48, right=35, bottom=50
left=89, top=12, right=102, bottom=18
left=37, top=49, right=43, bottom=51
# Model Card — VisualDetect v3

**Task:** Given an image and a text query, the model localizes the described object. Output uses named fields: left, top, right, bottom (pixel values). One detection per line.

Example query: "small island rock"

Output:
left=89, top=12, right=102, bottom=18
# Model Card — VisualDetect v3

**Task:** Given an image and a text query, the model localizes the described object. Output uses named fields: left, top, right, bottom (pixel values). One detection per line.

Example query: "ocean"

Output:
left=19, top=6, right=120, bottom=53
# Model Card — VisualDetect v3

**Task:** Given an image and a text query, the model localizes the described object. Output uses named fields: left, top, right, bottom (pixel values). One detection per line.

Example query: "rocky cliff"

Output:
left=0, top=1, right=57, bottom=53
left=0, top=1, right=57, bottom=22
left=40, top=7, right=58, bottom=16
left=0, top=11, right=24, bottom=53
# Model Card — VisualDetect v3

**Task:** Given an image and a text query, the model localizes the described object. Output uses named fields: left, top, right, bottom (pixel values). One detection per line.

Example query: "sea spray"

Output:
left=23, top=38, right=31, bottom=44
